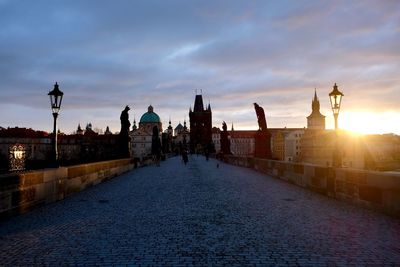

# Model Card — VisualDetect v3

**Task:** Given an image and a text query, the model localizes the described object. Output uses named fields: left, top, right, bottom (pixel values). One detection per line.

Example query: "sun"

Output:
left=337, top=111, right=399, bottom=135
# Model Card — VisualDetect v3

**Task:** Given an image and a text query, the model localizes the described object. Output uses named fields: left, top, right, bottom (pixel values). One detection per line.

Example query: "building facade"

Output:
left=211, top=127, right=221, bottom=153
left=229, top=130, right=256, bottom=156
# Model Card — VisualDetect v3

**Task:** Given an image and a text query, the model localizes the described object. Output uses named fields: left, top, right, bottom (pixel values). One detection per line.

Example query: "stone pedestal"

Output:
left=220, top=131, right=231, bottom=155
left=254, top=130, right=272, bottom=159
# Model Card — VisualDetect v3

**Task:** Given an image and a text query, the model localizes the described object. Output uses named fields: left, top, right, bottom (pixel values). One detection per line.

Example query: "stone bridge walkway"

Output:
left=0, top=156, right=399, bottom=266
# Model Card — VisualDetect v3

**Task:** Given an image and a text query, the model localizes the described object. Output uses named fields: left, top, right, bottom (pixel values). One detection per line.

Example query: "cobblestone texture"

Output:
left=0, top=156, right=399, bottom=266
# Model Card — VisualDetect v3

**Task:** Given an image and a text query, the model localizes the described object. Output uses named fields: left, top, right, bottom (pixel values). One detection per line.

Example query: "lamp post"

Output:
left=329, top=83, right=344, bottom=167
left=48, top=82, right=64, bottom=165
left=329, top=83, right=344, bottom=130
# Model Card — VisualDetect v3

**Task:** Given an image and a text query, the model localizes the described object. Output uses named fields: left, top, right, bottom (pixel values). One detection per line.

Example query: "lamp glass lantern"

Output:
left=48, top=82, right=64, bottom=115
left=329, top=83, right=344, bottom=129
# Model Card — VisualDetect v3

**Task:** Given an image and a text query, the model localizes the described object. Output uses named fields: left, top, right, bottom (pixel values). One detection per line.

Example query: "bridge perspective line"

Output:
left=0, top=156, right=399, bottom=266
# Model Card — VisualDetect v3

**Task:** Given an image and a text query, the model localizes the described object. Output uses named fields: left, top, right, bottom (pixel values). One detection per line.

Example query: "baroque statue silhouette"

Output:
left=119, top=105, right=131, bottom=158
left=254, top=103, right=267, bottom=132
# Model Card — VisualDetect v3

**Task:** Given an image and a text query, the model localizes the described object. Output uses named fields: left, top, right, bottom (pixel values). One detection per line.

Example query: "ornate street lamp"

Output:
left=329, top=83, right=344, bottom=167
left=48, top=82, right=64, bottom=164
left=329, top=83, right=344, bottom=130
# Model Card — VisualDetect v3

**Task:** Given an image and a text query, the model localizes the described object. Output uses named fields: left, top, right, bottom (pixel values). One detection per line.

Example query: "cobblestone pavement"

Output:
left=1, top=156, right=399, bottom=266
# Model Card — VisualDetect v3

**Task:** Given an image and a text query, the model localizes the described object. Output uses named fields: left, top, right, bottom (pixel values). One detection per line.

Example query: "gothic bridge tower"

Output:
left=189, top=93, right=212, bottom=153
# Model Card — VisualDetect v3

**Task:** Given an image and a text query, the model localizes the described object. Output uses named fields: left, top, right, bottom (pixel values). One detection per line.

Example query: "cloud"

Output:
left=0, top=0, right=399, bottom=134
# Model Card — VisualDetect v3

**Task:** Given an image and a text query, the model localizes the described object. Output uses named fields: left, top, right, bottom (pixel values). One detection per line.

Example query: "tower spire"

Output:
left=307, top=89, right=325, bottom=130
left=312, top=89, right=320, bottom=112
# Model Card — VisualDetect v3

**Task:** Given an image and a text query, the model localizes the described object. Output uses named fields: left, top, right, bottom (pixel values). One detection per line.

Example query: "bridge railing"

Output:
left=222, top=155, right=400, bottom=218
left=0, top=158, right=134, bottom=220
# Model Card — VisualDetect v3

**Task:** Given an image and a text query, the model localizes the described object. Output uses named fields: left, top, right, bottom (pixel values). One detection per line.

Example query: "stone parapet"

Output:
left=0, top=159, right=133, bottom=219
left=222, top=155, right=400, bottom=218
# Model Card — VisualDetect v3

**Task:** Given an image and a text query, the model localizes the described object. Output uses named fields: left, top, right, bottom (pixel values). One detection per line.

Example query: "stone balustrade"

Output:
left=0, top=159, right=134, bottom=219
left=223, top=155, right=400, bottom=218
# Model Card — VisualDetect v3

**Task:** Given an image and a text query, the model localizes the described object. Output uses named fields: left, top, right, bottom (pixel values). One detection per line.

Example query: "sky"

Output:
left=0, top=0, right=399, bottom=135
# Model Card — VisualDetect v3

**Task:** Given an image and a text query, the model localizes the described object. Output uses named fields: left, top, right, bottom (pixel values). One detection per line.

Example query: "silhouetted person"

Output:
left=182, top=149, right=188, bottom=165
left=151, top=126, right=161, bottom=166
left=205, top=148, right=209, bottom=161
left=119, top=105, right=131, bottom=158
left=254, top=103, right=267, bottom=132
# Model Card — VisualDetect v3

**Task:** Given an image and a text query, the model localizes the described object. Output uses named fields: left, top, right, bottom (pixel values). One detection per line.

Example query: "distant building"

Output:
left=174, top=120, right=190, bottom=152
left=174, top=122, right=184, bottom=136
left=130, top=105, right=162, bottom=160
left=229, top=129, right=256, bottom=156
left=165, top=118, right=173, bottom=136
left=0, top=126, right=122, bottom=173
left=212, top=127, right=221, bottom=153
left=211, top=126, right=305, bottom=159
left=76, top=124, right=84, bottom=135
left=58, top=133, right=119, bottom=164
left=162, top=119, right=174, bottom=153
left=104, top=126, right=112, bottom=135
left=282, top=129, right=305, bottom=162
left=271, top=130, right=284, bottom=160
left=362, top=134, right=400, bottom=170
left=189, top=94, right=212, bottom=153
left=300, top=129, right=335, bottom=166
left=132, top=118, right=137, bottom=131
left=84, top=123, right=98, bottom=137
left=0, top=127, right=51, bottom=173
left=268, top=128, right=305, bottom=161
left=307, top=90, right=325, bottom=130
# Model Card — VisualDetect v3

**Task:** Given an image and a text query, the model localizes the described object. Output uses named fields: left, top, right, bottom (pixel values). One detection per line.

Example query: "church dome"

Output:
left=140, top=105, right=161, bottom=123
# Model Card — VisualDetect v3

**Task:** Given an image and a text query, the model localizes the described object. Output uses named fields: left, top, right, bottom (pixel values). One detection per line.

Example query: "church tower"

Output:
left=166, top=118, right=173, bottom=136
left=189, top=93, right=212, bottom=153
left=307, top=89, right=325, bottom=130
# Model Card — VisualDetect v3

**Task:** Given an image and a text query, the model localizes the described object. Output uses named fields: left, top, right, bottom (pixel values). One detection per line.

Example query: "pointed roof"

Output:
left=312, top=88, right=320, bottom=112
left=104, top=126, right=112, bottom=135
left=77, top=123, right=84, bottom=135
left=193, top=94, right=204, bottom=112
left=175, top=122, right=183, bottom=131
left=307, top=89, right=325, bottom=119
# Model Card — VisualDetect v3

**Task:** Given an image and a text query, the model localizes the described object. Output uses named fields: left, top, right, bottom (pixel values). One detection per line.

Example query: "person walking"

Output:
left=182, top=149, right=188, bottom=165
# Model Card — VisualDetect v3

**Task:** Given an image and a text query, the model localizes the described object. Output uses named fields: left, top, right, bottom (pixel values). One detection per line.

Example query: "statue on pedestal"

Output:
left=253, top=103, right=271, bottom=159
left=119, top=105, right=131, bottom=158
left=220, top=121, right=231, bottom=155
left=254, top=103, right=267, bottom=132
